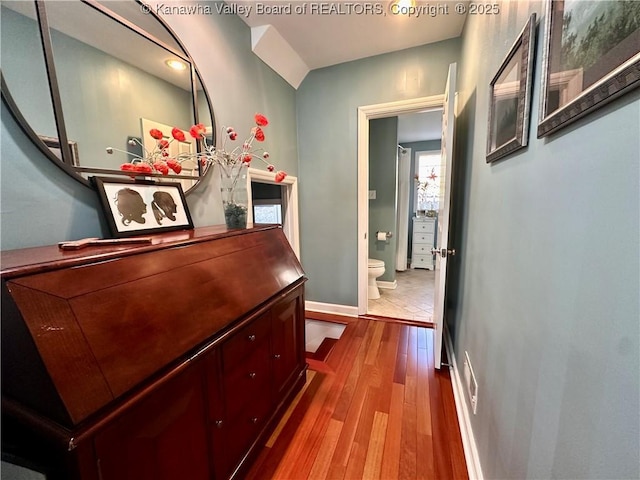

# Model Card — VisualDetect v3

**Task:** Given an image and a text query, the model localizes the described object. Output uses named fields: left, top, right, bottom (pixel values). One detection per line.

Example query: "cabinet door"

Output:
left=271, top=290, right=305, bottom=399
left=94, top=365, right=210, bottom=480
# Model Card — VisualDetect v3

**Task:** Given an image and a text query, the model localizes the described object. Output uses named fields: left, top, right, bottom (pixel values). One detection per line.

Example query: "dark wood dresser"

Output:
left=1, top=225, right=307, bottom=480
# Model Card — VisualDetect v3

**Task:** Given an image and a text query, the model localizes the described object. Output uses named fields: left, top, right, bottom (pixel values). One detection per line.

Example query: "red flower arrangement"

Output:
left=108, top=113, right=287, bottom=184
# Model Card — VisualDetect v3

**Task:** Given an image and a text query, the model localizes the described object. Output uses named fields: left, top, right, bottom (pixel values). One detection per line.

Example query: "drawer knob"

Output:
left=249, top=372, right=257, bottom=379
left=251, top=417, right=258, bottom=424
left=248, top=334, right=256, bottom=342
left=274, top=354, right=281, bottom=359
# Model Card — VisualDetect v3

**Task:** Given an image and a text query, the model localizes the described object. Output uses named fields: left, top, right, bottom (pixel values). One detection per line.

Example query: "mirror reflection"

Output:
left=1, top=0, right=214, bottom=193
left=1, top=2, right=57, bottom=143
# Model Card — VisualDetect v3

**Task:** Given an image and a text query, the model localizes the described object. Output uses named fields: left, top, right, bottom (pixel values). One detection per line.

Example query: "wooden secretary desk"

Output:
left=1, top=225, right=307, bottom=480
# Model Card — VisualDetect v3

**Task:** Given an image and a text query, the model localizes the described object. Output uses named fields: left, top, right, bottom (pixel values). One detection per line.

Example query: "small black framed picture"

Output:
left=487, top=13, right=537, bottom=163
left=91, top=177, right=194, bottom=238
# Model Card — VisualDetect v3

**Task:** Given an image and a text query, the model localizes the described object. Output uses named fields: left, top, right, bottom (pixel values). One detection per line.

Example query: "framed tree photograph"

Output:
left=92, top=177, right=194, bottom=238
left=538, top=0, right=640, bottom=137
left=487, top=13, right=537, bottom=163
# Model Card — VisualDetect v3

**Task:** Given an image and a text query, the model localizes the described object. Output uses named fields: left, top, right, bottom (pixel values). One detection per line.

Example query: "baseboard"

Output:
left=305, top=301, right=359, bottom=318
left=444, top=330, right=483, bottom=480
left=377, top=280, right=397, bottom=290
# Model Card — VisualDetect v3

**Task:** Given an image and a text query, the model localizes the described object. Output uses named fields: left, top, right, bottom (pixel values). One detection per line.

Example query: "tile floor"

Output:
left=305, top=319, right=347, bottom=353
left=368, top=267, right=435, bottom=322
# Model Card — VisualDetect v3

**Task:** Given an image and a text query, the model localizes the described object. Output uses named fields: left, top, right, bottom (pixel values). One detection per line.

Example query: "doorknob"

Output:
left=431, top=248, right=456, bottom=257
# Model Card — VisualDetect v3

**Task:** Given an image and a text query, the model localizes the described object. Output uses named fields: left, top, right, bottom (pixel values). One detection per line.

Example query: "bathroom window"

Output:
left=253, top=200, right=282, bottom=224
left=251, top=181, right=283, bottom=225
left=415, top=151, right=441, bottom=212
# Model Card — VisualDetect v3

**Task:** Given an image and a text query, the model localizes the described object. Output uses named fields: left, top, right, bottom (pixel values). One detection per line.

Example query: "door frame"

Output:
left=246, top=167, right=300, bottom=259
left=357, top=95, right=444, bottom=315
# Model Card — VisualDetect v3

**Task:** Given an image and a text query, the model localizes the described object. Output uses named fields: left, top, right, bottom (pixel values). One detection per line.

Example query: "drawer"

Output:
left=223, top=342, right=272, bottom=420
left=222, top=311, right=271, bottom=367
left=211, top=391, right=273, bottom=477
left=412, top=254, right=434, bottom=269
left=413, top=232, right=434, bottom=245
left=412, top=243, right=434, bottom=255
left=413, top=220, right=435, bottom=234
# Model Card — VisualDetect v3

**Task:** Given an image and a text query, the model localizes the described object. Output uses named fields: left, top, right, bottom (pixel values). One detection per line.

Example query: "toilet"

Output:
left=368, top=258, right=385, bottom=300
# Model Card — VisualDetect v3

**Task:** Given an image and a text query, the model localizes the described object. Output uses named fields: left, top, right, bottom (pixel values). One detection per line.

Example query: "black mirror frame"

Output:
left=0, top=0, right=216, bottom=195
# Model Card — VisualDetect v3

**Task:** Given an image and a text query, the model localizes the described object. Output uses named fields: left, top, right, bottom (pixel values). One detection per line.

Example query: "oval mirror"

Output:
left=0, top=0, right=215, bottom=194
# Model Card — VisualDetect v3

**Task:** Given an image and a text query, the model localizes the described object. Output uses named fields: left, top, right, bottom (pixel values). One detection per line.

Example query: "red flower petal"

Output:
left=254, top=127, right=265, bottom=142
left=275, top=171, right=287, bottom=182
left=153, top=161, right=169, bottom=175
left=189, top=123, right=206, bottom=139
left=171, top=127, right=186, bottom=142
left=120, top=163, right=136, bottom=171
left=135, top=163, right=153, bottom=174
left=267, top=164, right=275, bottom=172
left=229, top=132, right=238, bottom=140
left=149, top=128, right=164, bottom=140
left=242, top=154, right=252, bottom=163
left=158, top=139, right=170, bottom=150
left=254, top=113, right=269, bottom=127
left=167, top=159, right=182, bottom=174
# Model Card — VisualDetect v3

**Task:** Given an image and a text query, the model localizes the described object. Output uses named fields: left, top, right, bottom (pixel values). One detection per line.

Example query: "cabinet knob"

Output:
left=274, top=354, right=281, bottom=359
left=248, top=372, right=257, bottom=379
left=215, top=420, right=223, bottom=428
left=251, top=417, right=258, bottom=424
left=248, top=334, right=256, bottom=342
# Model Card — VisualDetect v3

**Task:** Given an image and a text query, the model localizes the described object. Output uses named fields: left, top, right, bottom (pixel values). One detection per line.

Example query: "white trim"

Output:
left=246, top=168, right=300, bottom=259
left=377, top=280, right=398, bottom=290
left=305, top=301, right=359, bottom=318
left=357, top=95, right=445, bottom=315
left=445, top=329, right=484, bottom=480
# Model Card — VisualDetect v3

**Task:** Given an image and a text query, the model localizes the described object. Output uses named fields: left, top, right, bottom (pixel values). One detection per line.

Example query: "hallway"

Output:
left=368, top=268, right=435, bottom=323
left=246, top=318, right=468, bottom=479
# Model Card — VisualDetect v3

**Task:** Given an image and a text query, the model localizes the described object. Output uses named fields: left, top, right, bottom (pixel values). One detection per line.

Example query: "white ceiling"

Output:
left=233, top=0, right=467, bottom=87
left=233, top=1, right=463, bottom=140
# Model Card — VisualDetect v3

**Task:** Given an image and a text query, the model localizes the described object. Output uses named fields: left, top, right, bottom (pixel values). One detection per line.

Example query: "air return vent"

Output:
left=463, top=351, right=478, bottom=414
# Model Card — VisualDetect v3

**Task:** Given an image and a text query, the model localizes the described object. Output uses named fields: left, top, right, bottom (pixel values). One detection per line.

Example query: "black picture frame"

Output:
left=487, top=14, right=537, bottom=163
left=91, top=177, right=194, bottom=238
left=537, top=0, right=640, bottom=137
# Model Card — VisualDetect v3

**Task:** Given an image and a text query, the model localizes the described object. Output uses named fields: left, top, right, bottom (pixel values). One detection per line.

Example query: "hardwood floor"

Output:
left=246, top=317, right=468, bottom=479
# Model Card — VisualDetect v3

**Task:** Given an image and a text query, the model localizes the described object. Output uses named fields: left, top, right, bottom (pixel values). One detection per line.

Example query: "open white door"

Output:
left=432, top=63, right=457, bottom=369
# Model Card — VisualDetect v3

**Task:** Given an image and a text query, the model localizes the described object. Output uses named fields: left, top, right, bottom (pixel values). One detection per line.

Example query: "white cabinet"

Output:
left=411, top=217, right=436, bottom=269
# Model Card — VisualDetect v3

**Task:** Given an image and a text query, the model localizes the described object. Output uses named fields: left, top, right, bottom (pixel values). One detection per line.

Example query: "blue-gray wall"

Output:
left=297, top=38, right=461, bottom=305
left=0, top=2, right=298, bottom=250
left=449, top=1, right=640, bottom=478
left=368, top=117, right=398, bottom=282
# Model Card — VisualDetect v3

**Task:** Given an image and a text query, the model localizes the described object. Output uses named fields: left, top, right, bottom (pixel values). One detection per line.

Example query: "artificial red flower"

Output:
left=171, top=127, right=186, bottom=142
left=275, top=171, right=287, bottom=183
left=120, top=163, right=136, bottom=171
left=262, top=152, right=270, bottom=159
left=267, top=164, right=275, bottom=172
left=242, top=154, right=252, bottom=163
left=134, top=163, right=153, bottom=174
left=226, top=127, right=235, bottom=134
left=254, top=113, right=269, bottom=127
left=158, top=139, right=170, bottom=150
left=189, top=123, right=207, bottom=139
left=153, top=161, right=169, bottom=175
left=229, top=132, right=238, bottom=140
left=149, top=128, right=164, bottom=140
left=167, top=158, right=182, bottom=174
left=253, top=127, right=265, bottom=142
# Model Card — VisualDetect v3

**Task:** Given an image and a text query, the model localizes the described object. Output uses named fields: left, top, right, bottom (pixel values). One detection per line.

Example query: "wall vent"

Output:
left=463, top=351, right=478, bottom=414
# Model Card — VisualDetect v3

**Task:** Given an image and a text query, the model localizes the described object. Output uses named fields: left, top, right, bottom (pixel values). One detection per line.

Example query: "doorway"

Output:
left=246, top=167, right=300, bottom=259
left=356, top=95, right=445, bottom=318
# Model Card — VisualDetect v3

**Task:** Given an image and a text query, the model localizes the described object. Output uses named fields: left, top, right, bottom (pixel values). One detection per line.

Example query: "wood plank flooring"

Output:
left=246, top=317, right=468, bottom=479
